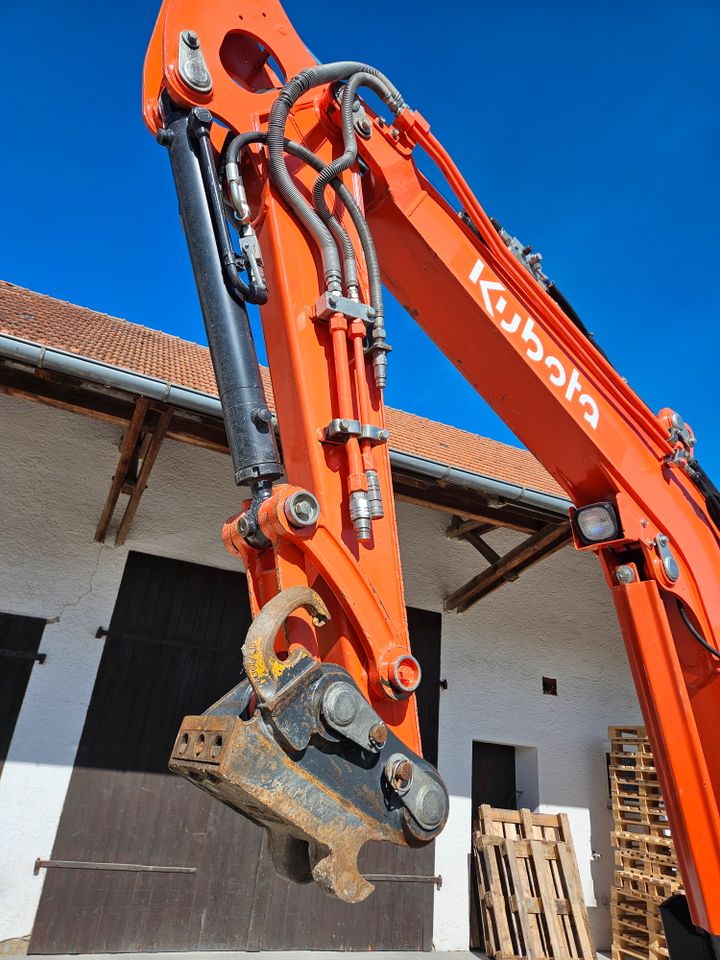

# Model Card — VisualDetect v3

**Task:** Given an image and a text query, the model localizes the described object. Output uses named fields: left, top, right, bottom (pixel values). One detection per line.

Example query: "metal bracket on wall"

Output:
left=0, top=648, right=46, bottom=664
left=34, top=859, right=196, bottom=875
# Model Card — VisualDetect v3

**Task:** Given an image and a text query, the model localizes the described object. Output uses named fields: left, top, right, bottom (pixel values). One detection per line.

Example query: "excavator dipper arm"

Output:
left=143, top=1, right=720, bottom=951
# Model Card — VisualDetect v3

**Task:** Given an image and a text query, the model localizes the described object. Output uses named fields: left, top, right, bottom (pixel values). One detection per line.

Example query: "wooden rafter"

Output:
left=0, top=362, right=229, bottom=455
left=445, top=518, right=496, bottom=541
left=393, top=475, right=553, bottom=534
left=95, top=397, right=151, bottom=543
left=115, top=407, right=174, bottom=546
left=445, top=520, right=572, bottom=613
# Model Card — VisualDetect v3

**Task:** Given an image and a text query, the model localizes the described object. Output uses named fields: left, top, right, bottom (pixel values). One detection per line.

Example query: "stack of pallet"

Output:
left=609, top=725, right=684, bottom=960
left=473, top=805, right=595, bottom=959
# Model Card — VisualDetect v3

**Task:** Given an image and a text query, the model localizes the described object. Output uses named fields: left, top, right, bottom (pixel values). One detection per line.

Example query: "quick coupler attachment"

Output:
left=169, top=587, right=449, bottom=903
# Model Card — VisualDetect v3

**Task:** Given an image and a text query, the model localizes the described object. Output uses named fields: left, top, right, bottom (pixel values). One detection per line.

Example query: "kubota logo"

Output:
left=469, top=259, right=600, bottom=430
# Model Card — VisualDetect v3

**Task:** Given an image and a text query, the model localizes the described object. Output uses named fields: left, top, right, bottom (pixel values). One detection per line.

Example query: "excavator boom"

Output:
left=142, top=1, right=720, bottom=952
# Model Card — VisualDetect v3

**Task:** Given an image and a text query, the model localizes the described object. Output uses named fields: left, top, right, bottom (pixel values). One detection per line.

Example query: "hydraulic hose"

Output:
left=311, top=72, right=398, bottom=224
left=225, top=131, right=385, bottom=336
left=265, top=62, right=403, bottom=292
left=227, top=131, right=359, bottom=291
left=189, top=109, right=268, bottom=305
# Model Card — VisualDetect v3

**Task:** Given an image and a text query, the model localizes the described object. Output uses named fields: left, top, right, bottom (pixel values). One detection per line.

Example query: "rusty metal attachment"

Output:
left=169, top=585, right=449, bottom=903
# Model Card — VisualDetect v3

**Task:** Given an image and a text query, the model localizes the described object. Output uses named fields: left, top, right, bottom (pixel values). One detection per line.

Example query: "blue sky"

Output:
left=3, top=1, right=719, bottom=474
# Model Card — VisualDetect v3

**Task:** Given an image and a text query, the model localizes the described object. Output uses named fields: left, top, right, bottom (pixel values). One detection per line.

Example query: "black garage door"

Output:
left=30, top=551, right=441, bottom=952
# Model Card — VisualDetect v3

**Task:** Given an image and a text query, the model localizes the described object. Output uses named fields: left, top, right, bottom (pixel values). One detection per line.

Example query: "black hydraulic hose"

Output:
left=311, top=72, right=397, bottom=223
left=678, top=600, right=720, bottom=660
left=226, top=131, right=385, bottom=330
left=189, top=109, right=267, bottom=305
left=685, top=458, right=720, bottom=533
left=546, top=281, right=611, bottom=364
left=226, top=131, right=357, bottom=289
left=266, top=61, right=403, bottom=291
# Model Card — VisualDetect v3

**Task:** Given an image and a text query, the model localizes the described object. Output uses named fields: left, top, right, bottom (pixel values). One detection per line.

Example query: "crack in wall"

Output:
left=49, top=542, right=108, bottom=624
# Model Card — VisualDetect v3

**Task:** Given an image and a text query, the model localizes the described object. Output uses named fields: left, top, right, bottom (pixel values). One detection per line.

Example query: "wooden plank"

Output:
left=115, top=408, right=174, bottom=546
left=479, top=807, right=569, bottom=831
left=521, top=808, right=541, bottom=842
left=445, top=521, right=571, bottom=612
left=504, top=838, right=533, bottom=959
left=480, top=803, right=504, bottom=838
left=0, top=379, right=132, bottom=427
left=392, top=480, right=549, bottom=534
left=446, top=517, right=497, bottom=540
left=529, top=839, right=567, bottom=959
left=475, top=848, right=500, bottom=958
left=95, top=397, right=151, bottom=543
left=464, top=529, right=510, bottom=568
left=557, top=843, right=595, bottom=959
left=481, top=841, right=516, bottom=958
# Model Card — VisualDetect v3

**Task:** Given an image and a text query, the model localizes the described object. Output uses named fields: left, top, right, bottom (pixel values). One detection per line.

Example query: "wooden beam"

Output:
left=0, top=363, right=230, bottom=457
left=95, top=397, right=151, bottom=543
left=464, top=529, right=505, bottom=567
left=0, top=378, right=132, bottom=428
left=446, top=515, right=518, bottom=580
left=393, top=479, right=548, bottom=533
left=446, top=517, right=497, bottom=540
left=445, top=521, right=572, bottom=613
left=115, top=407, right=174, bottom=546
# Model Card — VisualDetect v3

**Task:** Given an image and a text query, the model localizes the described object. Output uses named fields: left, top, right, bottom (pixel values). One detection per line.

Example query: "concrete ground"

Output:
left=0, top=952, right=613, bottom=959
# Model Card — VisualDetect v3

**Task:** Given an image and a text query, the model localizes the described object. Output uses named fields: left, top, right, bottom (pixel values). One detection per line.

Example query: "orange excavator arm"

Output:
left=142, top=1, right=720, bottom=952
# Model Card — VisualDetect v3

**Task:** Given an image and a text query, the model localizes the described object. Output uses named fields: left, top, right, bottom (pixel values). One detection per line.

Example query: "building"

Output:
left=0, top=281, right=641, bottom=953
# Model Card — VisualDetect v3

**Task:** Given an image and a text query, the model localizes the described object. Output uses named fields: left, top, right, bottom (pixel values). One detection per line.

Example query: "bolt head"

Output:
left=385, top=755, right=414, bottom=792
left=285, top=490, right=320, bottom=528
left=252, top=406, right=273, bottom=426
left=368, top=722, right=388, bottom=749
left=415, top=782, right=447, bottom=830
left=329, top=690, right=357, bottom=726
left=323, top=683, right=360, bottom=728
left=616, top=565, right=635, bottom=584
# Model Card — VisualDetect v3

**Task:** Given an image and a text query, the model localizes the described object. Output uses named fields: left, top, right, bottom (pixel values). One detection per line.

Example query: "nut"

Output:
left=368, top=722, right=388, bottom=749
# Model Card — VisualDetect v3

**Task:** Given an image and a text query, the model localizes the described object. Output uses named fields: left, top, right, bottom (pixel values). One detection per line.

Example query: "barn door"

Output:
left=30, top=552, right=441, bottom=953
left=0, top=613, right=46, bottom=778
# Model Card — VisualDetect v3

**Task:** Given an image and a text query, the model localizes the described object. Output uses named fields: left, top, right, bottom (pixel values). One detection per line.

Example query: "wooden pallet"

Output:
left=608, top=727, right=685, bottom=960
left=473, top=806, right=595, bottom=959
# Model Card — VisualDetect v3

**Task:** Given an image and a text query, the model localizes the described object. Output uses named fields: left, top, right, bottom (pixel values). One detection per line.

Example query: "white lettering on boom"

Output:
left=469, top=259, right=599, bottom=430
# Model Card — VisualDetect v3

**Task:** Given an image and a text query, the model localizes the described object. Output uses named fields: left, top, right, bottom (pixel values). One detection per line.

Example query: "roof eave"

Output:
left=0, top=331, right=571, bottom=518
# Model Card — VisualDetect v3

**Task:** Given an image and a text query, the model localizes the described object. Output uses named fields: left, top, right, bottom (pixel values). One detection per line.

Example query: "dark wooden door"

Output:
left=469, top=741, right=517, bottom=950
left=0, top=612, right=46, bottom=777
left=30, top=553, right=441, bottom=953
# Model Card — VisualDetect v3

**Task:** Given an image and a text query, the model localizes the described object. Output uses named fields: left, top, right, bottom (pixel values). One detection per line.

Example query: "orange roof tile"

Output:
left=0, top=280, right=563, bottom=498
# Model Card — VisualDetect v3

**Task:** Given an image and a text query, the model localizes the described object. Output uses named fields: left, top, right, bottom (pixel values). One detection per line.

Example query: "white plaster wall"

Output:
left=0, top=394, right=240, bottom=942
left=0, top=393, right=641, bottom=950
left=396, top=502, right=642, bottom=950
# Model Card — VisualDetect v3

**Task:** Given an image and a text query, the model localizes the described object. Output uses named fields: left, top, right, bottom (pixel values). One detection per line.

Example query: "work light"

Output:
left=574, top=502, right=620, bottom=545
